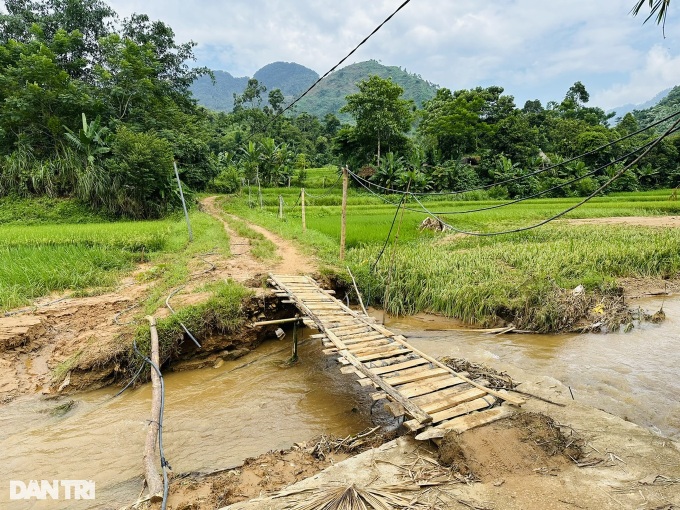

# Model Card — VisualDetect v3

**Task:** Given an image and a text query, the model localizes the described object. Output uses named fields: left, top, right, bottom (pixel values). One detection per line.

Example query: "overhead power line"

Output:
left=413, top=117, right=680, bottom=237
left=280, top=0, right=413, bottom=116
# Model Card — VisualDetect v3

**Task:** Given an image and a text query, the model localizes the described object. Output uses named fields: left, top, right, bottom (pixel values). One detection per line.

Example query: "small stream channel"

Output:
left=2, top=296, right=679, bottom=509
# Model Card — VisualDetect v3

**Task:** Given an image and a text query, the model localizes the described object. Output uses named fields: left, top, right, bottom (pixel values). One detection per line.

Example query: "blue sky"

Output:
left=107, top=1, right=679, bottom=111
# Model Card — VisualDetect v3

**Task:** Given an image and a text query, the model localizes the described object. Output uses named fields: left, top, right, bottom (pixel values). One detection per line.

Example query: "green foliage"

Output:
left=104, top=126, right=176, bottom=218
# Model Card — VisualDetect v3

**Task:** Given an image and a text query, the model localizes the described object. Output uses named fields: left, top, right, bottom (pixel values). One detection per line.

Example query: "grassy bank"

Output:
left=221, top=170, right=680, bottom=331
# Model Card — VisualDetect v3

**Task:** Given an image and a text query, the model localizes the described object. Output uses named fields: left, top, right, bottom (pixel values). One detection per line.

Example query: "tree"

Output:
left=340, top=75, right=414, bottom=166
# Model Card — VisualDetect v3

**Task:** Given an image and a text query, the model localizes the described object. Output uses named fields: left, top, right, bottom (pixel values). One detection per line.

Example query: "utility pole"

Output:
left=301, top=188, right=306, bottom=233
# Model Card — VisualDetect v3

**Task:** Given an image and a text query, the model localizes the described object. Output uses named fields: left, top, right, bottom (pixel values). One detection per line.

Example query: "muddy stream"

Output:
left=2, top=296, right=679, bottom=509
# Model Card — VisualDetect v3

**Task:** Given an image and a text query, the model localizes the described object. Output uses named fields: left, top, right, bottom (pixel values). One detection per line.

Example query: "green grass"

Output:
left=0, top=196, right=111, bottom=224
left=221, top=186, right=680, bottom=331
left=132, top=279, right=252, bottom=367
left=0, top=201, right=232, bottom=312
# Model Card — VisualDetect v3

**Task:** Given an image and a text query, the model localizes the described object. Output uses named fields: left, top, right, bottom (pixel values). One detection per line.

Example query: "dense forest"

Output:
left=1, top=0, right=679, bottom=219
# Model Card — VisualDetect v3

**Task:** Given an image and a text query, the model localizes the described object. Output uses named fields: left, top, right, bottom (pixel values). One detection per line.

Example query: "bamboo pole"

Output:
left=347, top=266, right=368, bottom=316
left=340, top=166, right=348, bottom=260
left=143, top=316, right=163, bottom=502
left=278, top=195, right=284, bottom=219
left=173, top=161, right=193, bottom=242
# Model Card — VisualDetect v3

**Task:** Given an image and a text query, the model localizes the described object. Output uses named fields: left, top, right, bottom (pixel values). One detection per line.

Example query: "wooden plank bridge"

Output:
left=268, top=274, right=524, bottom=439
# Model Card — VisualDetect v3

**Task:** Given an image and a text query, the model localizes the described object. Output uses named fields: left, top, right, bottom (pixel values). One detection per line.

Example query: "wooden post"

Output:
left=340, top=165, right=348, bottom=260
left=143, top=316, right=163, bottom=502
left=291, top=319, right=299, bottom=362
left=278, top=195, right=284, bottom=220
left=301, top=188, right=306, bottom=233
left=257, top=176, right=263, bottom=209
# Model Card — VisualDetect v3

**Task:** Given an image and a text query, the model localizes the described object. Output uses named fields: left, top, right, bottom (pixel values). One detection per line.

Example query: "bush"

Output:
left=209, top=166, right=242, bottom=193
left=105, top=127, right=176, bottom=218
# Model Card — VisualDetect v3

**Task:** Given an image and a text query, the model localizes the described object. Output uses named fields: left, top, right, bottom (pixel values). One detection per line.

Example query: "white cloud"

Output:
left=593, top=45, right=680, bottom=109
left=104, top=0, right=680, bottom=107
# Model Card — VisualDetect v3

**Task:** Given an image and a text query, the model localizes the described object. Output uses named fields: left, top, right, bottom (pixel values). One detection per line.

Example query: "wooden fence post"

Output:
left=340, top=166, right=348, bottom=260
left=301, top=188, right=306, bottom=233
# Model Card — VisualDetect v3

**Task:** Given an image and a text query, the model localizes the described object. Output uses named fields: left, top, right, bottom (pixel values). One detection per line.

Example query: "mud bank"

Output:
left=0, top=287, right=305, bottom=404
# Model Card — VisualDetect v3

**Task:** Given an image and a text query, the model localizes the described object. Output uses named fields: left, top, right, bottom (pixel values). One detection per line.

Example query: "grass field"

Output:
left=223, top=167, right=680, bottom=331
left=0, top=200, right=231, bottom=311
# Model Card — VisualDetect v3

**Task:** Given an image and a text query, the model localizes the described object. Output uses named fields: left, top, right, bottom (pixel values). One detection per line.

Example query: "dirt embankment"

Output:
left=0, top=196, right=320, bottom=404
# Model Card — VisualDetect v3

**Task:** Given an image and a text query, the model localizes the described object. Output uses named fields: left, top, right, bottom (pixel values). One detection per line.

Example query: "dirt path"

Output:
left=0, top=197, right=319, bottom=403
left=567, top=215, right=680, bottom=227
left=200, top=195, right=318, bottom=278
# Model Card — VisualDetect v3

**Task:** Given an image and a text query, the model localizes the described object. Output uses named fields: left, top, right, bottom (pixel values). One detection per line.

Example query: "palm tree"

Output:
left=632, top=0, right=671, bottom=31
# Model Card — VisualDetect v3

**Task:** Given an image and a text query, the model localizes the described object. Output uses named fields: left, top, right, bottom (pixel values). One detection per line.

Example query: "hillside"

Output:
left=190, top=70, right=249, bottom=112
left=608, top=87, right=671, bottom=121
left=253, top=61, right=319, bottom=100
left=293, top=60, right=439, bottom=120
left=632, top=85, right=680, bottom=132
left=190, top=60, right=439, bottom=118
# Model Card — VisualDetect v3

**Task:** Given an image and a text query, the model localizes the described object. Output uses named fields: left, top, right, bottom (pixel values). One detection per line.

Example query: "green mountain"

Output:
left=253, top=61, right=319, bottom=99
left=293, top=60, right=439, bottom=121
left=190, top=60, right=440, bottom=118
left=190, top=70, right=249, bottom=112
left=632, top=85, right=680, bottom=132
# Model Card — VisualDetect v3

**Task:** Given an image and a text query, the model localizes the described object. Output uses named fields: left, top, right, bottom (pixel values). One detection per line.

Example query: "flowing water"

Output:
left=387, top=295, right=680, bottom=442
left=3, top=297, right=679, bottom=509
left=1, top=331, right=372, bottom=509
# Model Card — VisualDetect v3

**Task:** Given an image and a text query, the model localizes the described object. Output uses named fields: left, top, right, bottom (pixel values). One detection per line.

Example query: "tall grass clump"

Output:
left=347, top=225, right=680, bottom=331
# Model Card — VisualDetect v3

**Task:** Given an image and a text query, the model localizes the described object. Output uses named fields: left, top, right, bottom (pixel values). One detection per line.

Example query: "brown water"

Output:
left=0, top=332, right=372, bottom=509
left=387, top=295, right=680, bottom=442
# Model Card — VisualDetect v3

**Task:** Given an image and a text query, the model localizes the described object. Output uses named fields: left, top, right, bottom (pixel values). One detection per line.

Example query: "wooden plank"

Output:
left=340, top=366, right=365, bottom=378
left=419, top=387, right=488, bottom=414
left=371, top=358, right=430, bottom=375
left=398, top=375, right=467, bottom=398
left=366, top=354, right=418, bottom=369
left=348, top=341, right=395, bottom=356
left=384, top=367, right=449, bottom=386
left=415, top=406, right=513, bottom=440
left=390, top=335, right=525, bottom=406
left=371, top=391, right=387, bottom=401
left=329, top=325, right=371, bottom=334
left=410, top=382, right=483, bottom=408
left=323, top=329, right=431, bottom=424
left=345, top=339, right=392, bottom=351
left=403, top=396, right=497, bottom=432
left=357, top=348, right=411, bottom=362
left=339, top=330, right=382, bottom=341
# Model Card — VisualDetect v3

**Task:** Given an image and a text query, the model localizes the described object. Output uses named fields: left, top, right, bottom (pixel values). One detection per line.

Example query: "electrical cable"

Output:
left=347, top=108, right=680, bottom=197
left=371, top=193, right=406, bottom=271
left=132, top=339, right=170, bottom=510
left=279, top=0, right=413, bottom=117
left=411, top=117, right=680, bottom=237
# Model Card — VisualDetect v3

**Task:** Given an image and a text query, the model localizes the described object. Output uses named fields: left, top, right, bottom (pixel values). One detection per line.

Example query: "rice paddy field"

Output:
left=224, top=167, right=680, bottom=330
left=0, top=197, right=230, bottom=311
